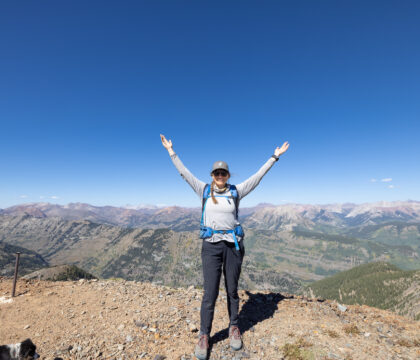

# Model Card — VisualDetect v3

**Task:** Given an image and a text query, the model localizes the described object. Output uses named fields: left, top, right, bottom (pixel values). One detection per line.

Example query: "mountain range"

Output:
left=1, top=200, right=420, bottom=230
left=1, top=200, right=419, bottom=289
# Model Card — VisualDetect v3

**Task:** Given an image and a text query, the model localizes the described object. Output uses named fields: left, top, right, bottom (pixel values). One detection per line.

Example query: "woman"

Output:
left=160, top=134, right=289, bottom=359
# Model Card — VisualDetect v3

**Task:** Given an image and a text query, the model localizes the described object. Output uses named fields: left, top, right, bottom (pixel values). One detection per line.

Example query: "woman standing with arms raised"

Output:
left=160, top=134, right=289, bottom=360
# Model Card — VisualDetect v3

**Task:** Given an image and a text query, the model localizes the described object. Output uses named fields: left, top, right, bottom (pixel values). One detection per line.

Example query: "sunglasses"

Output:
left=213, top=170, right=229, bottom=177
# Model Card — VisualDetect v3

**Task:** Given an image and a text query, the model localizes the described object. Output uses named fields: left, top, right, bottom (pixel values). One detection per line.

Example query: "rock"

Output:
left=337, top=304, right=347, bottom=312
left=153, top=355, right=166, bottom=360
left=327, top=352, right=342, bottom=360
left=189, top=323, right=198, bottom=332
left=134, top=320, right=146, bottom=327
left=23, top=325, right=30, bottom=329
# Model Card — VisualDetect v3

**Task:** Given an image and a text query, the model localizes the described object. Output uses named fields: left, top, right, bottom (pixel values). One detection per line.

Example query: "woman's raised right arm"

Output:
left=160, top=134, right=206, bottom=198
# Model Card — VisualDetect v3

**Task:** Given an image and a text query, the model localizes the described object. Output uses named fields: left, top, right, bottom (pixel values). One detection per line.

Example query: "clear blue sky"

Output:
left=1, top=1, right=419, bottom=208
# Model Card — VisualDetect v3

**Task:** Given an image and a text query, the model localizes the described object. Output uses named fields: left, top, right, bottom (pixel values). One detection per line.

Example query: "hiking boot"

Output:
left=194, top=334, right=209, bottom=360
left=229, top=325, right=242, bottom=350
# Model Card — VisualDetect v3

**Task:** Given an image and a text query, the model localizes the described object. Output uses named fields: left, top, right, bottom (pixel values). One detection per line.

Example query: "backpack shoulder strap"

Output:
left=229, top=184, right=240, bottom=219
left=202, top=184, right=211, bottom=209
left=229, top=184, right=238, bottom=198
left=201, top=184, right=211, bottom=227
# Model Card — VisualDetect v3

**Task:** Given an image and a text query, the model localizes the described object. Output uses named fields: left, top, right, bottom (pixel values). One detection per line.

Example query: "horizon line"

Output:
left=2, top=199, right=419, bottom=210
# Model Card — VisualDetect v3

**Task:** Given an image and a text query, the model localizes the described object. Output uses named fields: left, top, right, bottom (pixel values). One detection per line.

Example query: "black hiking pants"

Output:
left=200, top=239, right=245, bottom=336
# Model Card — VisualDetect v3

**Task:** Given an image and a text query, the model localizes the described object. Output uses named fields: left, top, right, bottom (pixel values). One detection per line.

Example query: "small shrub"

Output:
left=395, top=339, right=413, bottom=347
left=53, top=265, right=96, bottom=281
left=282, top=337, right=313, bottom=360
left=343, top=324, right=360, bottom=335
left=296, top=337, right=312, bottom=348
left=325, top=329, right=339, bottom=338
left=282, top=343, right=304, bottom=360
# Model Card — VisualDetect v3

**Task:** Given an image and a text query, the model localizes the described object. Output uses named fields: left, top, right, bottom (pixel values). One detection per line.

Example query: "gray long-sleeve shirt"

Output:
left=170, top=153, right=277, bottom=243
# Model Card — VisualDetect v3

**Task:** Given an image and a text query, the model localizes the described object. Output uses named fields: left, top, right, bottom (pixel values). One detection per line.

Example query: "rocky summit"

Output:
left=1, top=277, right=419, bottom=360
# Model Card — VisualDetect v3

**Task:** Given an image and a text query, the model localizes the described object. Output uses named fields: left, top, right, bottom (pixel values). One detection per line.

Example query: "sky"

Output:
left=1, top=1, right=419, bottom=208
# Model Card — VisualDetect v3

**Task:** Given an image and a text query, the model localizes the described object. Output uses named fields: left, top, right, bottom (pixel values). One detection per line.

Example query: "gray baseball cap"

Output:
left=211, top=160, right=230, bottom=173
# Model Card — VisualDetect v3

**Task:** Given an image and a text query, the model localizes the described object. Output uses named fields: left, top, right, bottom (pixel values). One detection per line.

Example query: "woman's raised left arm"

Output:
left=236, top=141, right=289, bottom=200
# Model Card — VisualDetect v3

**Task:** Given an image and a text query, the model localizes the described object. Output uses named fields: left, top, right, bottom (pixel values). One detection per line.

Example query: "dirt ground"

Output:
left=0, top=277, right=419, bottom=360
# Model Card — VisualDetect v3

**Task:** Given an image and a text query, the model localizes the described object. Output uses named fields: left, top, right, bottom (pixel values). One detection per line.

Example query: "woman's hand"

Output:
left=160, top=134, right=175, bottom=155
left=274, top=141, right=289, bottom=157
left=160, top=134, right=173, bottom=149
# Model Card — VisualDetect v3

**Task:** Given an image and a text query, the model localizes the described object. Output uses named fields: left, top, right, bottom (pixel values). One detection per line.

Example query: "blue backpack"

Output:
left=200, top=184, right=244, bottom=250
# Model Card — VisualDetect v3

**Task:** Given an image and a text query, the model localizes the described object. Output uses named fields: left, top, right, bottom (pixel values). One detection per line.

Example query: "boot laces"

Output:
left=198, top=334, right=209, bottom=348
left=230, top=326, right=241, bottom=340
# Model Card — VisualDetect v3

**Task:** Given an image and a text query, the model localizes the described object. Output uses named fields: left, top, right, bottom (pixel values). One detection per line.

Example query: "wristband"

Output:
left=271, top=155, right=279, bottom=161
